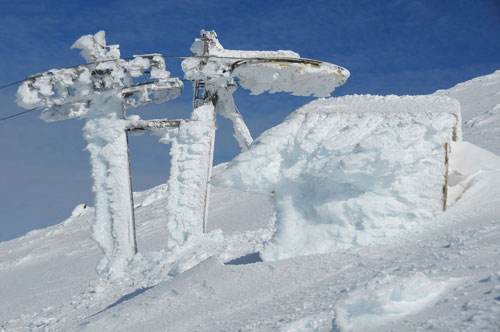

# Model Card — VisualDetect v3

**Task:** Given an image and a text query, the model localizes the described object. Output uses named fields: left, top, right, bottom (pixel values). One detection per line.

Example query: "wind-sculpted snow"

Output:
left=181, top=30, right=298, bottom=151
left=214, top=95, right=461, bottom=260
left=15, top=31, right=184, bottom=275
left=181, top=30, right=349, bottom=151
left=182, top=31, right=348, bottom=99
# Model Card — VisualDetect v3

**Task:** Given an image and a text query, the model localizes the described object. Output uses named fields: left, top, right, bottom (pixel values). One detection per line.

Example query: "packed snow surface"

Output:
left=214, top=95, right=461, bottom=260
left=2, top=71, right=500, bottom=331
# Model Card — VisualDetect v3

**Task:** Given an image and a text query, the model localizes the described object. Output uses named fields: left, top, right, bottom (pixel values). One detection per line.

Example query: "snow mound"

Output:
left=213, top=95, right=461, bottom=260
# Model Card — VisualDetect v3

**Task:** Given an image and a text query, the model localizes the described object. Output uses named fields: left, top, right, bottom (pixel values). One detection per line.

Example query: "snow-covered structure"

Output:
left=16, top=29, right=351, bottom=268
left=214, top=95, right=461, bottom=260
left=181, top=30, right=349, bottom=151
left=16, top=31, right=183, bottom=273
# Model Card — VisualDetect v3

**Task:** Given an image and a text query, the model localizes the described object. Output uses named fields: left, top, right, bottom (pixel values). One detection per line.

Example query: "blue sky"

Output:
left=1, top=0, right=499, bottom=241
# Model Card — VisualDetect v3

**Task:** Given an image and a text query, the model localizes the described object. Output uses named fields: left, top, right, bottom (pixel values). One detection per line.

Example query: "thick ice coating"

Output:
left=233, top=60, right=349, bottom=97
left=213, top=95, right=461, bottom=260
left=16, top=31, right=181, bottom=122
left=182, top=30, right=349, bottom=99
left=181, top=30, right=349, bottom=150
left=181, top=30, right=301, bottom=151
left=157, top=104, right=217, bottom=248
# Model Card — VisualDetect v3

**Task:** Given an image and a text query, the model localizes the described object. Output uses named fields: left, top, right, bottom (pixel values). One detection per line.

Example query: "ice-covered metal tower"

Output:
left=16, top=31, right=183, bottom=273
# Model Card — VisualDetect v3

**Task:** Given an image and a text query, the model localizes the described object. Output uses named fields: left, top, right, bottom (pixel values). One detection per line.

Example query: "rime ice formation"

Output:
left=83, top=91, right=136, bottom=272
left=181, top=30, right=282, bottom=151
left=233, top=60, right=349, bottom=97
left=156, top=104, right=217, bottom=247
left=160, top=30, right=305, bottom=246
left=214, top=95, right=461, bottom=260
left=16, top=32, right=182, bottom=123
left=181, top=30, right=350, bottom=150
left=16, top=31, right=182, bottom=274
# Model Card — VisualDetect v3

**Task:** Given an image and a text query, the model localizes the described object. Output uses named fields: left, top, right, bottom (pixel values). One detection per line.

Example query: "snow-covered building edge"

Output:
left=213, top=94, right=461, bottom=260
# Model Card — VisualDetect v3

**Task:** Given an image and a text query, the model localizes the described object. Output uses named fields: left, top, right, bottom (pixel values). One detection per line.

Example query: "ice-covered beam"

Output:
left=126, top=119, right=181, bottom=131
left=213, top=95, right=461, bottom=261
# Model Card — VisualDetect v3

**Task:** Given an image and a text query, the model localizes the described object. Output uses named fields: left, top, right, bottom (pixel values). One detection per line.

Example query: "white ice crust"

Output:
left=213, top=95, right=461, bottom=260
left=182, top=30, right=349, bottom=98
left=181, top=30, right=291, bottom=151
left=181, top=30, right=349, bottom=150
left=157, top=104, right=217, bottom=248
left=233, top=61, right=349, bottom=97
left=83, top=91, right=136, bottom=272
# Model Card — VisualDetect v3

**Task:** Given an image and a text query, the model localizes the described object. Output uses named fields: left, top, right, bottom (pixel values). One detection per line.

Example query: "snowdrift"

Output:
left=214, top=95, right=461, bottom=260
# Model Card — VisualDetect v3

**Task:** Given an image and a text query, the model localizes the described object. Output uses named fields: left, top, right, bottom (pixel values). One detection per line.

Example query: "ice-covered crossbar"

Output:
left=213, top=95, right=461, bottom=260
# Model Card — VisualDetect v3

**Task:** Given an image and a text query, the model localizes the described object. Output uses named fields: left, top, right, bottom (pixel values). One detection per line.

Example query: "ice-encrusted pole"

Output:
left=163, top=32, right=217, bottom=247
left=82, top=89, right=136, bottom=272
left=165, top=30, right=261, bottom=247
left=165, top=30, right=277, bottom=247
left=16, top=31, right=183, bottom=274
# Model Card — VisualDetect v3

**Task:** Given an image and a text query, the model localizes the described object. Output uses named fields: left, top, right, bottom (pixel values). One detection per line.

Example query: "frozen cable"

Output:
left=0, top=54, right=322, bottom=90
left=0, top=107, right=40, bottom=123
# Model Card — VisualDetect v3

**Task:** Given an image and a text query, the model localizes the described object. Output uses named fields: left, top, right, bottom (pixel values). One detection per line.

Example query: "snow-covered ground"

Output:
left=435, top=69, right=500, bottom=155
left=1, top=70, right=500, bottom=331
